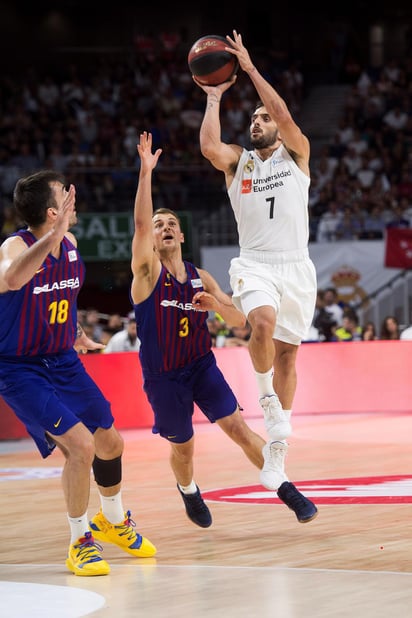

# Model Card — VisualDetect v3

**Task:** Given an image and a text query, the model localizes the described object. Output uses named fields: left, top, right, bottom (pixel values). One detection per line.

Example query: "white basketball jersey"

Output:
left=227, top=145, right=310, bottom=252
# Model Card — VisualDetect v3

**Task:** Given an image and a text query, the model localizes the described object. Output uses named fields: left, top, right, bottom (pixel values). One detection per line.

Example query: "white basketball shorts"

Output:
left=229, top=249, right=317, bottom=345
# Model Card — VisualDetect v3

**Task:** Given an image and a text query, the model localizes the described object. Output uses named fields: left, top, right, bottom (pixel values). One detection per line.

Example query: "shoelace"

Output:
left=115, top=510, right=138, bottom=541
left=260, top=395, right=282, bottom=409
left=267, top=443, right=285, bottom=468
left=187, top=493, right=208, bottom=513
left=283, top=487, right=308, bottom=510
left=261, top=396, right=285, bottom=422
left=75, top=531, right=103, bottom=563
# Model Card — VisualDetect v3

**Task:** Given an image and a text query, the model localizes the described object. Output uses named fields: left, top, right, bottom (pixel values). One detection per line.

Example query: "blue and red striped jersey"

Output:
left=134, top=262, right=212, bottom=374
left=0, top=230, right=85, bottom=356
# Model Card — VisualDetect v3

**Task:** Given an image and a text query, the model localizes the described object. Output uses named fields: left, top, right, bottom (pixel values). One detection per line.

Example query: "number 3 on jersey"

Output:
left=179, top=316, right=189, bottom=337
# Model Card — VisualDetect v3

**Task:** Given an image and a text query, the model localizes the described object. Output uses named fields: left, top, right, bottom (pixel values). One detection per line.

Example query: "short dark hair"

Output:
left=13, top=170, right=66, bottom=227
left=253, top=100, right=264, bottom=113
left=152, top=208, right=181, bottom=226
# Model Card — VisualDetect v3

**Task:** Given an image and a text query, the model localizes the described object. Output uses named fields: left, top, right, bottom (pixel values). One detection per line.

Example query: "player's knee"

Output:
left=92, top=455, right=122, bottom=487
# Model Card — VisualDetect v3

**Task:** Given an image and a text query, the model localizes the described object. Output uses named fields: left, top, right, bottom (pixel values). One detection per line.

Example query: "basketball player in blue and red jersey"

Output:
left=0, top=170, right=156, bottom=576
left=130, top=132, right=313, bottom=528
left=194, top=30, right=318, bottom=522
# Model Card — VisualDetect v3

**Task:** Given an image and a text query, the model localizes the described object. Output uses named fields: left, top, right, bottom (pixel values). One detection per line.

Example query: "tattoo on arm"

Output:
left=207, top=94, right=221, bottom=108
left=76, top=323, right=83, bottom=338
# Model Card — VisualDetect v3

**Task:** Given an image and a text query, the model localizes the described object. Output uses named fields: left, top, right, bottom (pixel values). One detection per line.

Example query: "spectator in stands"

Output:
left=104, top=313, right=140, bottom=353
left=383, top=104, right=409, bottom=132
left=225, top=322, right=252, bottom=347
left=312, top=289, right=338, bottom=342
left=206, top=315, right=220, bottom=347
left=0, top=204, right=23, bottom=241
left=400, top=321, right=412, bottom=340
left=361, top=321, right=378, bottom=340
left=401, top=197, right=412, bottom=228
left=335, top=207, right=363, bottom=240
left=205, top=312, right=230, bottom=347
left=386, top=205, right=410, bottom=229
left=84, top=307, right=104, bottom=343
left=100, top=327, right=115, bottom=347
left=356, top=154, right=376, bottom=189
left=106, top=313, right=124, bottom=335
left=323, top=287, right=344, bottom=326
left=342, top=145, right=363, bottom=177
left=316, top=201, right=343, bottom=242
left=361, top=205, right=386, bottom=239
left=335, top=308, right=362, bottom=341
left=312, top=150, right=338, bottom=190
left=380, top=315, right=401, bottom=340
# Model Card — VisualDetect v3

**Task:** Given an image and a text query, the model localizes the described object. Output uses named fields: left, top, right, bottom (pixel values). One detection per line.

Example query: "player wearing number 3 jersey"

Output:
left=131, top=132, right=270, bottom=528
left=195, top=29, right=318, bottom=521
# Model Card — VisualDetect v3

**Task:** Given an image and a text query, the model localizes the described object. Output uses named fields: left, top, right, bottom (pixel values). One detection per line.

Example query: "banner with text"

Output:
left=73, top=212, right=192, bottom=261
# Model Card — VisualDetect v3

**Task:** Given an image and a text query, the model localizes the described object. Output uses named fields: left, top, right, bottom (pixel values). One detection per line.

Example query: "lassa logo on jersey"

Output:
left=202, top=475, right=412, bottom=505
left=33, top=277, right=80, bottom=294
left=160, top=299, right=194, bottom=311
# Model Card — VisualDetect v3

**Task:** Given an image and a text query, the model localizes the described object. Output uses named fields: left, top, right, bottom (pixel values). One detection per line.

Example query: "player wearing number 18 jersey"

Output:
left=0, top=229, right=84, bottom=356
left=0, top=170, right=156, bottom=575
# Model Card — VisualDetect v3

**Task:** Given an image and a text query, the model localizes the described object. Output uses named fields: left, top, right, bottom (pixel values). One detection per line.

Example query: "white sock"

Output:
left=283, top=409, right=292, bottom=421
left=100, top=491, right=125, bottom=524
left=68, top=512, right=89, bottom=544
left=255, top=369, right=275, bottom=398
left=178, top=480, right=197, bottom=494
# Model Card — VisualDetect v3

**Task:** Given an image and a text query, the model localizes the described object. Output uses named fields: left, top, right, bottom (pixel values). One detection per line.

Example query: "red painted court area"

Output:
left=203, top=475, right=412, bottom=504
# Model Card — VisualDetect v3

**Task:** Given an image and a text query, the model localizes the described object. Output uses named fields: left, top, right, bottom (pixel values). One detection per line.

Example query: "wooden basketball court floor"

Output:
left=1, top=408, right=412, bottom=617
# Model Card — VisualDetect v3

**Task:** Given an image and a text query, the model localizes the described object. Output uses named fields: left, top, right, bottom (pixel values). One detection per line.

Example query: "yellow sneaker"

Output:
left=89, top=509, right=157, bottom=558
left=66, top=531, right=110, bottom=576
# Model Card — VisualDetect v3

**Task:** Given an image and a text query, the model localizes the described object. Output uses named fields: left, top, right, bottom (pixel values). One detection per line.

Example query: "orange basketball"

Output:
left=188, top=35, right=238, bottom=86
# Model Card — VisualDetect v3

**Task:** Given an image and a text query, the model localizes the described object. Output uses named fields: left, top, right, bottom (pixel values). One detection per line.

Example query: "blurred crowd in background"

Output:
left=1, top=29, right=411, bottom=245
left=311, top=57, right=412, bottom=243
left=1, top=25, right=412, bottom=339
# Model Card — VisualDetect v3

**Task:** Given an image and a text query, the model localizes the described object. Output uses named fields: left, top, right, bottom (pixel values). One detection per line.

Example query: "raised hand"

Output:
left=136, top=131, right=162, bottom=171
left=225, top=30, right=255, bottom=74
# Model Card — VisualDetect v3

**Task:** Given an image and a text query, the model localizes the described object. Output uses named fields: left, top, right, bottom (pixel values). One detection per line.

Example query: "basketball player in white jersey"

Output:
left=194, top=30, right=318, bottom=522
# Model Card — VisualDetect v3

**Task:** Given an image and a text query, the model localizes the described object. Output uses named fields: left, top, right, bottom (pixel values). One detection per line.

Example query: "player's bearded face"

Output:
left=250, top=128, right=279, bottom=149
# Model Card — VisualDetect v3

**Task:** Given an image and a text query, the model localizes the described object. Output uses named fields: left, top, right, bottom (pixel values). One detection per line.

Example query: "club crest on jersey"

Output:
left=68, top=250, right=77, bottom=262
left=191, top=278, right=202, bottom=288
left=244, top=159, right=254, bottom=173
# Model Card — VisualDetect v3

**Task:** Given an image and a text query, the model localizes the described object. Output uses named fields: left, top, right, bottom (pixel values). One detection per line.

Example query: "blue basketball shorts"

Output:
left=143, top=351, right=238, bottom=443
left=0, top=349, right=113, bottom=458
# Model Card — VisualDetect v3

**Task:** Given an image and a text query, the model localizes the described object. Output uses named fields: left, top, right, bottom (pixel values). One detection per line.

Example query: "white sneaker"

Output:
left=259, top=395, right=291, bottom=441
left=260, top=441, right=288, bottom=490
